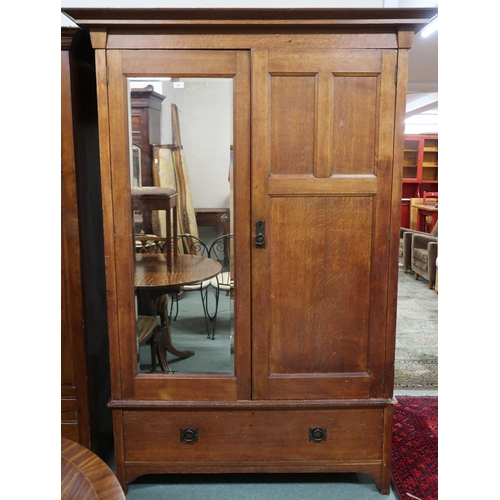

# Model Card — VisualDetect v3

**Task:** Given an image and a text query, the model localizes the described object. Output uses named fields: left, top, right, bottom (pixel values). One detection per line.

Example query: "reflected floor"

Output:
left=139, top=288, right=234, bottom=374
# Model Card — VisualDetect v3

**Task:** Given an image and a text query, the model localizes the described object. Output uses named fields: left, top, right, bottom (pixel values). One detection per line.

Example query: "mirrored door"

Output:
left=106, top=50, right=251, bottom=401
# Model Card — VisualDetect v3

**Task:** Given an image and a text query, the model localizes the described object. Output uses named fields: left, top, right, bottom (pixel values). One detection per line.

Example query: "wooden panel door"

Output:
left=251, top=48, right=398, bottom=400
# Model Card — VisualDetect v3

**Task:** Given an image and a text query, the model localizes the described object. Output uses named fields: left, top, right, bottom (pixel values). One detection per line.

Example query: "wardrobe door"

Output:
left=251, top=48, right=398, bottom=400
left=104, top=49, right=251, bottom=401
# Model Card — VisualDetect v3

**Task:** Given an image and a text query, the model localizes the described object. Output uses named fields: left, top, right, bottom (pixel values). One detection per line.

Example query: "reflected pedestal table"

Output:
left=135, top=253, right=222, bottom=372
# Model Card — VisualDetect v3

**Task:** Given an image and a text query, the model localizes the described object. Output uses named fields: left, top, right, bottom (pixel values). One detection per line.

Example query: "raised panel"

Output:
left=270, top=76, right=315, bottom=175
left=269, top=196, right=373, bottom=374
left=332, top=76, right=378, bottom=175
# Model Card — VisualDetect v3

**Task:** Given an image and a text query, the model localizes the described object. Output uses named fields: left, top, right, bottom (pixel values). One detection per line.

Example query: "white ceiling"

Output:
left=405, top=17, right=438, bottom=135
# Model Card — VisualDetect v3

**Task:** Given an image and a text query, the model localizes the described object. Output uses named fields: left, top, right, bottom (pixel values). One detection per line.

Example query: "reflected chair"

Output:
left=137, top=315, right=159, bottom=372
left=208, top=233, right=234, bottom=340
left=411, top=223, right=438, bottom=289
left=169, top=234, right=212, bottom=338
left=423, top=191, right=438, bottom=206
left=135, top=238, right=172, bottom=327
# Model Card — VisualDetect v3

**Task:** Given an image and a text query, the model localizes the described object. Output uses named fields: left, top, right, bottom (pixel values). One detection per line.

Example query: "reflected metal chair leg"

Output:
left=210, top=288, right=220, bottom=340
left=198, top=288, right=211, bottom=339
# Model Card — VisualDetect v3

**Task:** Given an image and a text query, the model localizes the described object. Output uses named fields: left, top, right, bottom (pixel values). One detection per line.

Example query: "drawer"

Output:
left=123, top=407, right=384, bottom=463
left=61, top=398, right=77, bottom=421
left=195, top=209, right=229, bottom=226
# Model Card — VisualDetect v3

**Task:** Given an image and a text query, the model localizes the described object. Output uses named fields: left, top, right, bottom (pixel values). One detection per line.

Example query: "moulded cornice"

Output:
left=61, top=7, right=438, bottom=34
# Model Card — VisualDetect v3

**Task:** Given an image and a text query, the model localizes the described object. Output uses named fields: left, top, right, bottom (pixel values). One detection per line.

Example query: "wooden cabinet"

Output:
left=63, top=7, right=437, bottom=494
left=401, top=135, right=438, bottom=227
left=130, top=86, right=166, bottom=187
left=61, top=27, right=112, bottom=459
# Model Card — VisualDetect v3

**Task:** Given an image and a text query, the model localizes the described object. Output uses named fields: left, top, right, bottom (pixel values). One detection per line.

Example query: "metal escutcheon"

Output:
left=254, top=220, right=266, bottom=248
left=309, top=427, right=327, bottom=442
left=180, top=428, right=198, bottom=443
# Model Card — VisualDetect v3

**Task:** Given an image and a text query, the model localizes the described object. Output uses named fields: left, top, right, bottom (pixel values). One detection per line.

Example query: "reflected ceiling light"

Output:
left=421, top=15, right=438, bottom=38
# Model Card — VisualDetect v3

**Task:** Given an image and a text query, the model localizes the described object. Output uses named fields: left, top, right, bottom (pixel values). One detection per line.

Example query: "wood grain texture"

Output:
left=61, top=28, right=112, bottom=457
left=271, top=75, right=315, bottom=175
left=61, top=438, right=126, bottom=500
left=252, top=46, right=395, bottom=401
left=122, top=408, right=384, bottom=462
left=135, top=254, right=221, bottom=288
left=268, top=197, right=372, bottom=375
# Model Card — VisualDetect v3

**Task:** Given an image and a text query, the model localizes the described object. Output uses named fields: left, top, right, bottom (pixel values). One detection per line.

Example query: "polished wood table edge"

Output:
left=61, top=437, right=126, bottom=500
left=135, top=253, right=222, bottom=288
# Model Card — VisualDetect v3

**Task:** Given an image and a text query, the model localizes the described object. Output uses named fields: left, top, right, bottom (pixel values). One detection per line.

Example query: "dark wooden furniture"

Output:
left=130, top=86, right=166, bottom=187
left=195, top=208, right=230, bottom=234
left=61, top=27, right=112, bottom=459
left=61, top=438, right=126, bottom=500
left=63, top=7, right=437, bottom=495
left=131, top=186, right=178, bottom=267
left=195, top=208, right=231, bottom=260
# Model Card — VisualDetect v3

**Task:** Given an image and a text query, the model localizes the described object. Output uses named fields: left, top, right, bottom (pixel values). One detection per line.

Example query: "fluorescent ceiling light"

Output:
left=421, top=15, right=438, bottom=38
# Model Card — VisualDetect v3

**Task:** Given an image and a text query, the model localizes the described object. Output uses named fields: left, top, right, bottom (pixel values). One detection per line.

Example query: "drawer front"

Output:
left=123, top=408, right=384, bottom=463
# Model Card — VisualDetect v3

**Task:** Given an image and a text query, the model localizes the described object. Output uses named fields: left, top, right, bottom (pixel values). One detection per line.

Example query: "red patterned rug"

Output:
left=391, top=396, right=438, bottom=500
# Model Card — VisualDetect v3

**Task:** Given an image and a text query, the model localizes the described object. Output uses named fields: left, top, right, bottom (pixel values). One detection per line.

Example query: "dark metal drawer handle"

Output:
left=180, top=428, right=198, bottom=443
left=309, top=427, right=327, bottom=442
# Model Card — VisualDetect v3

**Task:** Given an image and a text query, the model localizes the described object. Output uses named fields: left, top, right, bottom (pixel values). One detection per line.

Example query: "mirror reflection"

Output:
left=129, top=78, right=234, bottom=375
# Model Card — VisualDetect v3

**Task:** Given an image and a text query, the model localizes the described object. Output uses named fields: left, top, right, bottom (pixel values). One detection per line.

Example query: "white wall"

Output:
left=162, top=79, right=232, bottom=209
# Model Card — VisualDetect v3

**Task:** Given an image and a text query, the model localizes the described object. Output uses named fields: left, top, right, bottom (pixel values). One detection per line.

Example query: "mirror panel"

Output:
left=129, top=77, right=234, bottom=375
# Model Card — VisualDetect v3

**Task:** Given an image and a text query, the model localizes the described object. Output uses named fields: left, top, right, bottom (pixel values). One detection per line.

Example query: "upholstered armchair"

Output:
left=399, top=221, right=438, bottom=273
left=411, top=224, right=438, bottom=289
left=399, top=228, right=416, bottom=272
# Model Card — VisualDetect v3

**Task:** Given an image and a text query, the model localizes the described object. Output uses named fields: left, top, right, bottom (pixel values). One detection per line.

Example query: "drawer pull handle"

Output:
left=180, top=428, right=198, bottom=443
left=309, top=427, right=327, bottom=442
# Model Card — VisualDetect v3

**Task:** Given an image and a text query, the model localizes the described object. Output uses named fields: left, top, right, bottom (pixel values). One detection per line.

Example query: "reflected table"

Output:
left=135, top=253, right=222, bottom=372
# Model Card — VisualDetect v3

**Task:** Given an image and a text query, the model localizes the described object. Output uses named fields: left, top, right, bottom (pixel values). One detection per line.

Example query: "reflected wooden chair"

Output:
left=423, top=191, right=438, bottom=206
left=137, top=315, right=161, bottom=372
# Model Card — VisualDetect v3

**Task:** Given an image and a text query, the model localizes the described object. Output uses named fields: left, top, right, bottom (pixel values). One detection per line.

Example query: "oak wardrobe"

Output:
left=62, top=8, right=436, bottom=494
